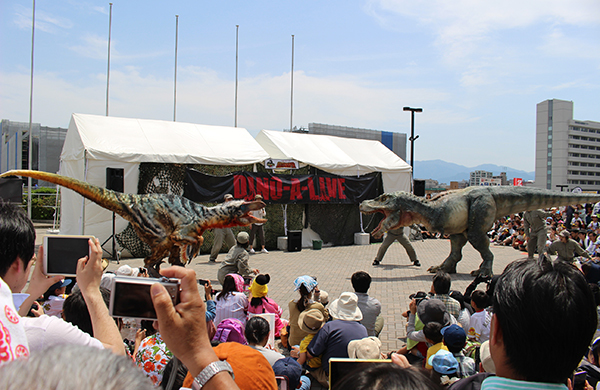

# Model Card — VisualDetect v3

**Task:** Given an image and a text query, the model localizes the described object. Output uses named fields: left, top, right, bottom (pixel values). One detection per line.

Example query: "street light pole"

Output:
left=403, top=106, right=423, bottom=186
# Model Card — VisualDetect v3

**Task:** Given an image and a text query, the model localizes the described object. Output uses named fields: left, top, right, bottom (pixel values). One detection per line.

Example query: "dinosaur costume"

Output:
left=359, top=186, right=600, bottom=277
left=1, top=170, right=266, bottom=276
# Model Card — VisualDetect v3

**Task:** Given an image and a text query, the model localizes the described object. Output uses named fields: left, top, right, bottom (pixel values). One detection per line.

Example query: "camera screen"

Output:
left=112, top=281, right=157, bottom=319
left=46, top=236, right=90, bottom=275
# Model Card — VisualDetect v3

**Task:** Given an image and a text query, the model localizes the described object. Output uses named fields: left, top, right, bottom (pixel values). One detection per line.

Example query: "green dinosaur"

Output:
left=359, top=186, right=600, bottom=277
left=1, top=170, right=266, bottom=276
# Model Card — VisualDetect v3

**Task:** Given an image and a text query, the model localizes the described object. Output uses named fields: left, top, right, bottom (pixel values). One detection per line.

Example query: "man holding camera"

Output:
left=0, top=203, right=125, bottom=355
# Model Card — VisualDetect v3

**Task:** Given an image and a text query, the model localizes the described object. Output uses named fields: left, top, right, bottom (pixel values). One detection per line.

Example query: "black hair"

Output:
left=591, top=338, right=600, bottom=367
left=470, top=290, right=488, bottom=310
left=217, top=275, right=237, bottom=301
left=244, top=316, right=270, bottom=345
left=296, top=284, right=311, bottom=312
left=493, top=258, right=597, bottom=383
left=582, top=263, right=592, bottom=275
left=250, top=296, right=265, bottom=308
left=141, top=320, right=157, bottom=337
left=0, top=202, right=35, bottom=278
left=432, top=271, right=451, bottom=295
left=63, top=287, right=111, bottom=336
left=449, top=290, right=466, bottom=311
left=351, top=271, right=372, bottom=294
left=423, top=322, right=443, bottom=344
left=332, top=362, right=442, bottom=390
left=589, top=283, right=600, bottom=307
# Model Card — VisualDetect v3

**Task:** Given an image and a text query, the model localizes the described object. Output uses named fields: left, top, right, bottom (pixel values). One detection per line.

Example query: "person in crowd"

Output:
left=430, top=271, right=461, bottom=320
left=288, top=275, right=327, bottom=348
left=576, top=337, right=600, bottom=389
left=297, top=308, right=326, bottom=369
left=449, top=290, right=472, bottom=331
left=0, top=203, right=125, bottom=357
left=467, top=290, right=491, bottom=343
left=248, top=194, right=268, bottom=254
left=135, top=326, right=173, bottom=385
left=306, top=292, right=368, bottom=387
left=482, top=258, right=596, bottom=388
left=247, top=274, right=288, bottom=337
left=245, top=316, right=284, bottom=366
left=210, top=194, right=236, bottom=262
left=423, top=322, right=447, bottom=370
left=159, top=358, right=188, bottom=390
left=331, top=356, right=442, bottom=390
left=217, top=231, right=258, bottom=286
left=347, top=336, right=384, bottom=359
left=41, top=278, right=71, bottom=318
left=441, top=324, right=476, bottom=378
left=214, top=274, right=248, bottom=327
left=582, top=262, right=600, bottom=285
left=351, top=271, right=382, bottom=336
left=62, top=287, right=111, bottom=336
left=589, top=215, right=600, bottom=230
left=273, top=357, right=311, bottom=390
left=372, top=227, right=421, bottom=267
left=547, top=229, right=592, bottom=263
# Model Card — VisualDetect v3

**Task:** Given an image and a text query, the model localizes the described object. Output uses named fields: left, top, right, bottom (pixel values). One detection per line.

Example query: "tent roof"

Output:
left=61, top=113, right=270, bottom=165
left=255, top=129, right=411, bottom=175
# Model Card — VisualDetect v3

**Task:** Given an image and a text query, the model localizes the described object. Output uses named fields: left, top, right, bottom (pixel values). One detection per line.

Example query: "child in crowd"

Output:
left=468, top=290, right=491, bottom=343
left=441, top=324, right=477, bottom=378
left=248, top=274, right=288, bottom=338
left=296, top=308, right=326, bottom=370
left=424, top=321, right=447, bottom=370
left=41, top=279, right=71, bottom=318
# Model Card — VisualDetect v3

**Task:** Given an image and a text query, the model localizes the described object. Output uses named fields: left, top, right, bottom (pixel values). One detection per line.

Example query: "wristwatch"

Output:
left=192, top=360, right=234, bottom=389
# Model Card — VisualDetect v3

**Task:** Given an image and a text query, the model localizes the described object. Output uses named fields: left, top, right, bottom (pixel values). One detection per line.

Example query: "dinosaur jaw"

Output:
left=371, top=211, right=403, bottom=238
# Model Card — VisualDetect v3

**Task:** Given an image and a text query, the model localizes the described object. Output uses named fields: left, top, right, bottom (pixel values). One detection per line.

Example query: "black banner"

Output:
left=183, top=169, right=381, bottom=204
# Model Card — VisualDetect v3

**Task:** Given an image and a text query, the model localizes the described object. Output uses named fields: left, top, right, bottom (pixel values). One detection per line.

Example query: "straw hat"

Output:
left=347, top=336, right=382, bottom=359
left=328, top=292, right=363, bottom=321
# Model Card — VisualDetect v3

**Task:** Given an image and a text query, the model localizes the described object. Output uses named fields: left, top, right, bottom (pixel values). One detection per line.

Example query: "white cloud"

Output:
left=13, top=4, right=73, bottom=34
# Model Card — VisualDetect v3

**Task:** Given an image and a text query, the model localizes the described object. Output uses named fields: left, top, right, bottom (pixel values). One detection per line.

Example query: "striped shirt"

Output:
left=481, top=376, right=568, bottom=389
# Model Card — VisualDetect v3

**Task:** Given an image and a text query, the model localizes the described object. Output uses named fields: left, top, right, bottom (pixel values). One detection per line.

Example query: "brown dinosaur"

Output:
left=1, top=170, right=266, bottom=275
left=360, top=186, right=600, bottom=277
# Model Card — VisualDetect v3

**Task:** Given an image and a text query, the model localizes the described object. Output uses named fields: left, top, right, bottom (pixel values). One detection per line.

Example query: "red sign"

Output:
left=513, top=178, right=523, bottom=186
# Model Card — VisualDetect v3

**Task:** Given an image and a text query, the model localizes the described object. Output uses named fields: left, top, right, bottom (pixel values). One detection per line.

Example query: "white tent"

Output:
left=59, top=113, right=270, bottom=248
left=255, top=129, right=412, bottom=192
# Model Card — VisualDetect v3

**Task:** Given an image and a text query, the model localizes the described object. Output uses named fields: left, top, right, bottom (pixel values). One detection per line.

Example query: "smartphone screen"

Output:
left=44, top=236, right=92, bottom=276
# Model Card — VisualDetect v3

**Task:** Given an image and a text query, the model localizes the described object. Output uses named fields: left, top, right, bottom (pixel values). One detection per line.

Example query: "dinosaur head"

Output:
left=204, top=199, right=267, bottom=229
left=360, top=192, right=419, bottom=238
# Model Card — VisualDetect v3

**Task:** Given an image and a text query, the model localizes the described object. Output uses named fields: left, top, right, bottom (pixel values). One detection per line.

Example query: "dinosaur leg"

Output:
left=427, top=234, right=468, bottom=274
left=465, top=195, right=497, bottom=277
left=467, top=232, right=494, bottom=278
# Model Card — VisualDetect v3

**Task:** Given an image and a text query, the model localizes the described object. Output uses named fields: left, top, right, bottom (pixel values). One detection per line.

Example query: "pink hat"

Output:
left=227, top=273, right=245, bottom=292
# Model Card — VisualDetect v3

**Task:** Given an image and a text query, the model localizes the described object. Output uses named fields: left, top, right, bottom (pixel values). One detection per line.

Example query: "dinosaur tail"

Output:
left=1, top=170, right=131, bottom=216
left=492, top=186, right=600, bottom=217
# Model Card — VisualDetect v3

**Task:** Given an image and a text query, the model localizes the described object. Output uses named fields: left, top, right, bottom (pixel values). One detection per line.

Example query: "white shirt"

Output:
left=21, top=315, right=104, bottom=352
left=0, top=278, right=29, bottom=363
left=468, top=310, right=491, bottom=343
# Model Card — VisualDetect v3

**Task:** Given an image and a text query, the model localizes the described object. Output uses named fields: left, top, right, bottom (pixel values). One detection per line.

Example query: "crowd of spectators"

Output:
left=3, top=199, right=600, bottom=390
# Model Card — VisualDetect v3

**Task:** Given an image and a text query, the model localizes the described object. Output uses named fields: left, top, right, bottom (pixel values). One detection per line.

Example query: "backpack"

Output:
left=213, top=318, right=247, bottom=345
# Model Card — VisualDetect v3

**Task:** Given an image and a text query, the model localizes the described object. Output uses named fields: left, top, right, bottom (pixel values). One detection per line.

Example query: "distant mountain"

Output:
left=413, top=160, right=535, bottom=185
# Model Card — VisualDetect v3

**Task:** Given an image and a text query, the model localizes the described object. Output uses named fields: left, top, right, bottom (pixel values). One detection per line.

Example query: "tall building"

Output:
left=535, top=100, right=600, bottom=192
left=1, top=119, right=68, bottom=186
left=469, top=170, right=493, bottom=186
left=307, top=123, right=407, bottom=162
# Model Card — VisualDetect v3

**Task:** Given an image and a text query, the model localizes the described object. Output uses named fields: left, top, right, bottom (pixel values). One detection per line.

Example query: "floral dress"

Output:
left=135, top=332, right=173, bottom=385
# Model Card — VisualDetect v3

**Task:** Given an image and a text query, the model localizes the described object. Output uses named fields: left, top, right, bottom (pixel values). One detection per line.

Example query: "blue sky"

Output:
left=2, top=1, right=599, bottom=170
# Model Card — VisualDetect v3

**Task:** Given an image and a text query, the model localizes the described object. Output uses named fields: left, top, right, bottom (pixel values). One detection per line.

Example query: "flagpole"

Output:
left=105, top=3, right=112, bottom=116
left=27, top=0, right=36, bottom=219
left=173, top=15, right=179, bottom=121
left=234, top=24, right=239, bottom=127
left=290, top=34, right=294, bottom=131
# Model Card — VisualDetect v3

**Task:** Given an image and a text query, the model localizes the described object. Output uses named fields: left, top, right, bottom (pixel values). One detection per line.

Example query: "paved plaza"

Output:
left=93, top=235, right=524, bottom=354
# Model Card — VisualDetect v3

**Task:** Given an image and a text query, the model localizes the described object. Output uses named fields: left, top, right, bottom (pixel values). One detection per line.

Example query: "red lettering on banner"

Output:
left=337, top=178, right=347, bottom=199
left=326, top=178, right=337, bottom=199
left=256, top=178, right=269, bottom=200
left=270, top=178, right=283, bottom=201
left=307, top=177, right=319, bottom=201
left=233, top=175, right=246, bottom=199
left=319, top=177, right=329, bottom=201
left=290, top=179, right=302, bottom=200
